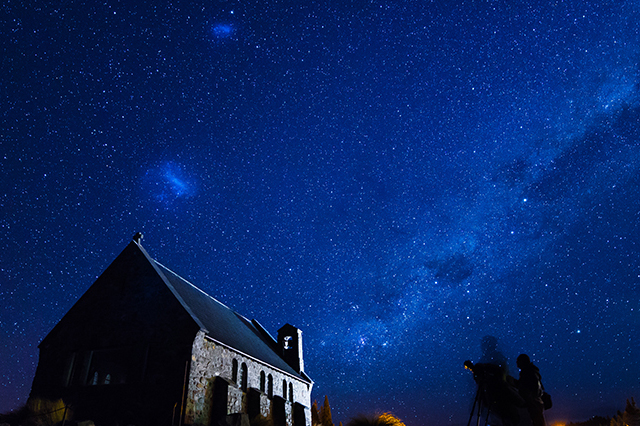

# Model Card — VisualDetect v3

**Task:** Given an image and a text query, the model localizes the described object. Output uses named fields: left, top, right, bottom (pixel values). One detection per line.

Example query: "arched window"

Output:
left=260, top=371, right=266, bottom=392
left=289, top=383, right=293, bottom=402
left=240, top=363, right=248, bottom=391
left=232, top=359, right=239, bottom=383
left=267, top=374, right=273, bottom=398
left=283, top=379, right=287, bottom=399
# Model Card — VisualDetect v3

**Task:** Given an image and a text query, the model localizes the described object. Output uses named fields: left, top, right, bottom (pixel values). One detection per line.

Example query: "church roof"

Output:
left=135, top=241, right=311, bottom=383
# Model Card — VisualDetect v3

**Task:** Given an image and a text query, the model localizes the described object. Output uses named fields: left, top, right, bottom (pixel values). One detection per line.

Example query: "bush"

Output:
left=0, top=399, right=71, bottom=426
left=346, top=413, right=406, bottom=426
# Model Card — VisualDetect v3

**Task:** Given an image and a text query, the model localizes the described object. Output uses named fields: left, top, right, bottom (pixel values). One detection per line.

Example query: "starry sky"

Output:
left=2, top=1, right=640, bottom=425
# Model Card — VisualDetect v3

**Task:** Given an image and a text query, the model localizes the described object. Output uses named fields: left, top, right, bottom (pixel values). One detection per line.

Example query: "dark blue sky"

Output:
left=2, top=1, right=640, bottom=425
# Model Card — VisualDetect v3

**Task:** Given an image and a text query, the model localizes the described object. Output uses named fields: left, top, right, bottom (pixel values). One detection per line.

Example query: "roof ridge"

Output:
left=133, top=241, right=209, bottom=332
left=131, top=240, right=308, bottom=381
left=153, top=258, right=233, bottom=311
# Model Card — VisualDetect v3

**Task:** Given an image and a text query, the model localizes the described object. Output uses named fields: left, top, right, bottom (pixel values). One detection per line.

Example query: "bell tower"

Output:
left=277, top=323, right=304, bottom=373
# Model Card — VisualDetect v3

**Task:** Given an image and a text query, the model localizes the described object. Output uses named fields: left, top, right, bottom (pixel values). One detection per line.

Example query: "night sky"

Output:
left=2, top=1, right=640, bottom=425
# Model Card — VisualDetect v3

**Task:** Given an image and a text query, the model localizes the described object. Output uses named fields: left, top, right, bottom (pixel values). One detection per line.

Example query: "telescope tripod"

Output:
left=467, top=383, right=521, bottom=426
left=467, top=383, right=491, bottom=426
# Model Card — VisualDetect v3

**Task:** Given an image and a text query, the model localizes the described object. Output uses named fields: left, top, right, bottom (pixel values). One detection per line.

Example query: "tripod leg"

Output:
left=467, top=386, right=481, bottom=426
left=476, top=391, right=483, bottom=426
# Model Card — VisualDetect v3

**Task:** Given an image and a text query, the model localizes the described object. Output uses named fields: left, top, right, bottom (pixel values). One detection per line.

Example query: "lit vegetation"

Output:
left=0, top=398, right=71, bottom=426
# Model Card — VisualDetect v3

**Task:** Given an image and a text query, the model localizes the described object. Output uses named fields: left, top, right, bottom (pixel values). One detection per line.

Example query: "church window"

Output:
left=283, top=380, right=287, bottom=399
left=62, top=353, right=76, bottom=387
left=232, top=359, right=239, bottom=383
left=260, top=371, right=266, bottom=393
left=289, top=383, right=293, bottom=402
left=240, top=363, right=248, bottom=391
left=85, top=347, right=129, bottom=386
left=67, top=350, right=93, bottom=386
left=267, top=374, right=273, bottom=398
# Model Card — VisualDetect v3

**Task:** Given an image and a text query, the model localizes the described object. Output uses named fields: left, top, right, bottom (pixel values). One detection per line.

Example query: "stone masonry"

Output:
left=185, top=331, right=312, bottom=426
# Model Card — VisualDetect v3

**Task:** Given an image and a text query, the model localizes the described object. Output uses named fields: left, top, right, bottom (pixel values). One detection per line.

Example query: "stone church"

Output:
left=30, top=234, right=313, bottom=426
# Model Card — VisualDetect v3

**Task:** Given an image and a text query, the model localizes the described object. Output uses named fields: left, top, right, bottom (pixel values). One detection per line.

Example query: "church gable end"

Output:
left=31, top=240, right=201, bottom=425
left=40, top=241, right=199, bottom=351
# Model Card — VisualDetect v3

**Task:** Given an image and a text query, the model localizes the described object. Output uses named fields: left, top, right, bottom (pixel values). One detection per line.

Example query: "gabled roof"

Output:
left=135, top=241, right=311, bottom=383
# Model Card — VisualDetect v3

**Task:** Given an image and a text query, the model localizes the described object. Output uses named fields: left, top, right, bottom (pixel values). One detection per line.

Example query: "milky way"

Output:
left=2, top=1, right=640, bottom=425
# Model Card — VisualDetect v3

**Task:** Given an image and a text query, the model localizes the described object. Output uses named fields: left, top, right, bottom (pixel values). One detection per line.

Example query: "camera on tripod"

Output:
left=464, top=361, right=524, bottom=426
left=465, top=360, right=507, bottom=385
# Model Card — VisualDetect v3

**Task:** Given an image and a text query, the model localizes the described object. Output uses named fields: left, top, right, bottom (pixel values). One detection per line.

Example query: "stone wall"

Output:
left=185, top=331, right=312, bottom=426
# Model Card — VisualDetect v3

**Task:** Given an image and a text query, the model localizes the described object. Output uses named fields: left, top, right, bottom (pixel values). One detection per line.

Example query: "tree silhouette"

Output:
left=607, top=398, right=640, bottom=426
left=567, top=415, right=610, bottom=426
left=321, top=395, right=334, bottom=426
left=622, top=398, right=640, bottom=426
left=311, top=401, right=320, bottom=426
left=311, top=396, right=334, bottom=426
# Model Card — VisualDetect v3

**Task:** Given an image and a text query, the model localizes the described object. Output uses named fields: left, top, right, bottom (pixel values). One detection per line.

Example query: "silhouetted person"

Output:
left=516, top=354, right=546, bottom=426
left=479, top=335, right=509, bottom=375
left=464, top=360, right=523, bottom=426
left=465, top=336, right=525, bottom=425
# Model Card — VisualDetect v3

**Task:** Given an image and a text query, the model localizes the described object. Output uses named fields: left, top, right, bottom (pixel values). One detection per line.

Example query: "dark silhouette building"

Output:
left=30, top=235, right=313, bottom=426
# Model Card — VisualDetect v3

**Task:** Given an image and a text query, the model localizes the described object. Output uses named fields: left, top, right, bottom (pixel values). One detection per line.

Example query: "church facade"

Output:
left=30, top=235, right=313, bottom=426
